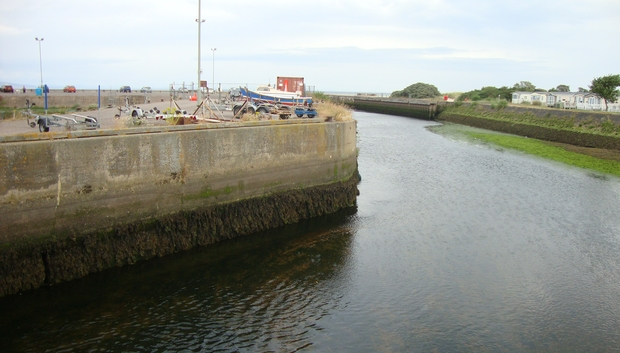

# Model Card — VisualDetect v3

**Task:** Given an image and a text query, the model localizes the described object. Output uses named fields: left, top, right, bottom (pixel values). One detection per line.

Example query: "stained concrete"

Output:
left=0, top=119, right=358, bottom=296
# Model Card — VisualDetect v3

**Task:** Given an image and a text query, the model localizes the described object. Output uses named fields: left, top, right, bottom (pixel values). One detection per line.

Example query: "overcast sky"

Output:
left=1, top=0, right=618, bottom=94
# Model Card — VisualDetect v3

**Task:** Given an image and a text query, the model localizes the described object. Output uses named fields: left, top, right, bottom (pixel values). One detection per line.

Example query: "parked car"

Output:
left=1, top=84, right=14, bottom=93
left=119, top=86, right=131, bottom=93
left=63, top=85, right=76, bottom=93
left=140, top=86, right=152, bottom=93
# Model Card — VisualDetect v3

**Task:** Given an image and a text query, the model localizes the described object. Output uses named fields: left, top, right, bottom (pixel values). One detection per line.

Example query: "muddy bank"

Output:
left=0, top=172, right=359, bottom=297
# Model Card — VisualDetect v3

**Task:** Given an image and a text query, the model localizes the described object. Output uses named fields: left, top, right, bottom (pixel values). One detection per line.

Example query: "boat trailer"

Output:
left=23, top=100, right=100, bottom=132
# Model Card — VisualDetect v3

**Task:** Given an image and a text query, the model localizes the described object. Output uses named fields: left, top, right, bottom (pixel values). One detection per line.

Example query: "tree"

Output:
left=555, top=84, right=570, bottom=92
left=512, top=81, right=537, bottom=92
left=589, top=74, right=620, bottom=111
left=457, top=86, right=513, bottom=101
left=391, top=82, right=441, bottom=99
left=578, top=87, right=589, bottom=93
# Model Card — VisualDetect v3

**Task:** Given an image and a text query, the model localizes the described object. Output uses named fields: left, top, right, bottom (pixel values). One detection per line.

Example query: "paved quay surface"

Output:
left=0, top=90, right=238, bottom=137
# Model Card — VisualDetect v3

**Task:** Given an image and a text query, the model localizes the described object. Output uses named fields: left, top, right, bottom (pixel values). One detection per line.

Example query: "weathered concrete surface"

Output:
left=0, top=173, right=360, bottom=297
left=336, top=97, right=438, bottom=120
left=0, top=119, right=358, bottom=296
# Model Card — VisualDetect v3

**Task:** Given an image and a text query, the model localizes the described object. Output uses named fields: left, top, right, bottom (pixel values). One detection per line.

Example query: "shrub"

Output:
left=87, top=104, right=98, bottom=111
left=391, top=82, right=441, bottom=99
left=600, top=119, right=619, bottom=134
left=532, top=101, right=542, bottom=106
left=315, top=101, right=353, bottom=121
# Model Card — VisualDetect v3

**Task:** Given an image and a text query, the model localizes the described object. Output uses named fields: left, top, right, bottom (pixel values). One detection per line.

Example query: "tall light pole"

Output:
left=196, top=0, right=205, bottom=106
left=35, top=37, right=44, bottom=89
left=211, top=48, right=216, bottom=94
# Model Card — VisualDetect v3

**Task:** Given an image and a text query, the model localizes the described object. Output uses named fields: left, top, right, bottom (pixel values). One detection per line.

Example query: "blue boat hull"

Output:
left=239, top=87, right=312, bottom=106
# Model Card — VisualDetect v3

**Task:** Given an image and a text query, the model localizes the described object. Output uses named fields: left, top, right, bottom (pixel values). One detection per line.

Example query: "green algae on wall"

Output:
left=0, top=171, right=360, bottom=297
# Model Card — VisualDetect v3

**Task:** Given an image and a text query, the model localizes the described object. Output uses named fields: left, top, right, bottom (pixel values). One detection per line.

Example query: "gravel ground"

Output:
left=0, top=91, right=236, bottom=136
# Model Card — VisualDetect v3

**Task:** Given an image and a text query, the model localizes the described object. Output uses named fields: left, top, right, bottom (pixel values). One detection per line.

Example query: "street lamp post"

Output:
left=211, top=48, right=216, bottom=94
left=35, top=37, right=44, bottom=89
left=196, top=0, right=205, bottom=107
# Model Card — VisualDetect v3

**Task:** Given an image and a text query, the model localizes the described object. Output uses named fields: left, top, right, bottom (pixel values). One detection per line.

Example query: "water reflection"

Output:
left=0, top=209, right=357, bottom=352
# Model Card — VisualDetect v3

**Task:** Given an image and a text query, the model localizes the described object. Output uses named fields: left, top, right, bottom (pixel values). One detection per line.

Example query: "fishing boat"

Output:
left=239, top=86, right=313, bottom=106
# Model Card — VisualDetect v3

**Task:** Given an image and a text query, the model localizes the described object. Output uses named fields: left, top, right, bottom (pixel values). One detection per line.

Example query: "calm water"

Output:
left=2, top=112, right=620, bottom=352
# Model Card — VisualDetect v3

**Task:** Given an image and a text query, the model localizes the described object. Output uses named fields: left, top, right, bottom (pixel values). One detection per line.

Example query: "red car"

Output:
left=63, top=85, right=76, bottom=93
left=1, top=85, right=14, bottom=93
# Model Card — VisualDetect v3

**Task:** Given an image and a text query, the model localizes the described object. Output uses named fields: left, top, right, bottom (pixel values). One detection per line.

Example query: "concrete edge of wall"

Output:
left=0, top=118, right=324, bottom=144
left=348, top=99, right=437, bottom=120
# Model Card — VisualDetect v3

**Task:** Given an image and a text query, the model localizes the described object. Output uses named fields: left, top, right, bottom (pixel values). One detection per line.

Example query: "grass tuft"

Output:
left=240, top=113, right=259, bottom=121
left=315, top=101, right=353, bottom=121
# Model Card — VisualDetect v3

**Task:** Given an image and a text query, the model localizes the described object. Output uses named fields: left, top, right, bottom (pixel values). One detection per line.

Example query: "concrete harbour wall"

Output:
left=0, top=119, right=359, bottom=296
left=328, top=96, right=439, bottom=120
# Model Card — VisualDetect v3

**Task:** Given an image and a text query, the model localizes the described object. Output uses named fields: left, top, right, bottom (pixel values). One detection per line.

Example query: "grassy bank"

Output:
left=467, top=131, right=620, bottom=177
left=438, top=104, right=620, bottom=151
left=441, top=103, right=620, bottom=136
left=430, top=124, right=620, bottom=178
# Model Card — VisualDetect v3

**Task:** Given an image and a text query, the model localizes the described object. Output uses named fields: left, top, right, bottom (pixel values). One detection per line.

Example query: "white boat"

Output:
left=239, top=86, right=312, bottom=106
left=254, top=84, right=303, bottom=98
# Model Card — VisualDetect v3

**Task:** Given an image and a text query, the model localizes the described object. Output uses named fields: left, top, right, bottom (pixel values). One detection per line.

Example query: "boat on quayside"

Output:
left=239, top=85, right=313, bottom=106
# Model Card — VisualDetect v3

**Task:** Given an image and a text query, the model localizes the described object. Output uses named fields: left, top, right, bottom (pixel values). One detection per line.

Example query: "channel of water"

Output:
left=1, top=111, right=619, bottom=352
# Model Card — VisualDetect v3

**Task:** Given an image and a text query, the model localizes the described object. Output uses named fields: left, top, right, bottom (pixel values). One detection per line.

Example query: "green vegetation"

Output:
left=456, top=81, right=548, bottom=102
left=551, top=84, right=570, bottom=92
left=315, top=101, right=353, bottom=121
left=442, top=104, right=620, bottom=136
left=441, top=92, right=462, bottom=100
left=391, top=82, right=440, bottom=99
left=489, top=100, right=508, bottom=110
left=458, top=85, right=514, bottom=101
left=454, top=77, right=615, bottom=104
left=311, top=91, right=331, bottom=101
left=464, top=131, right=620, bottom=177
left=589, top=74, right=620, bottom=111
